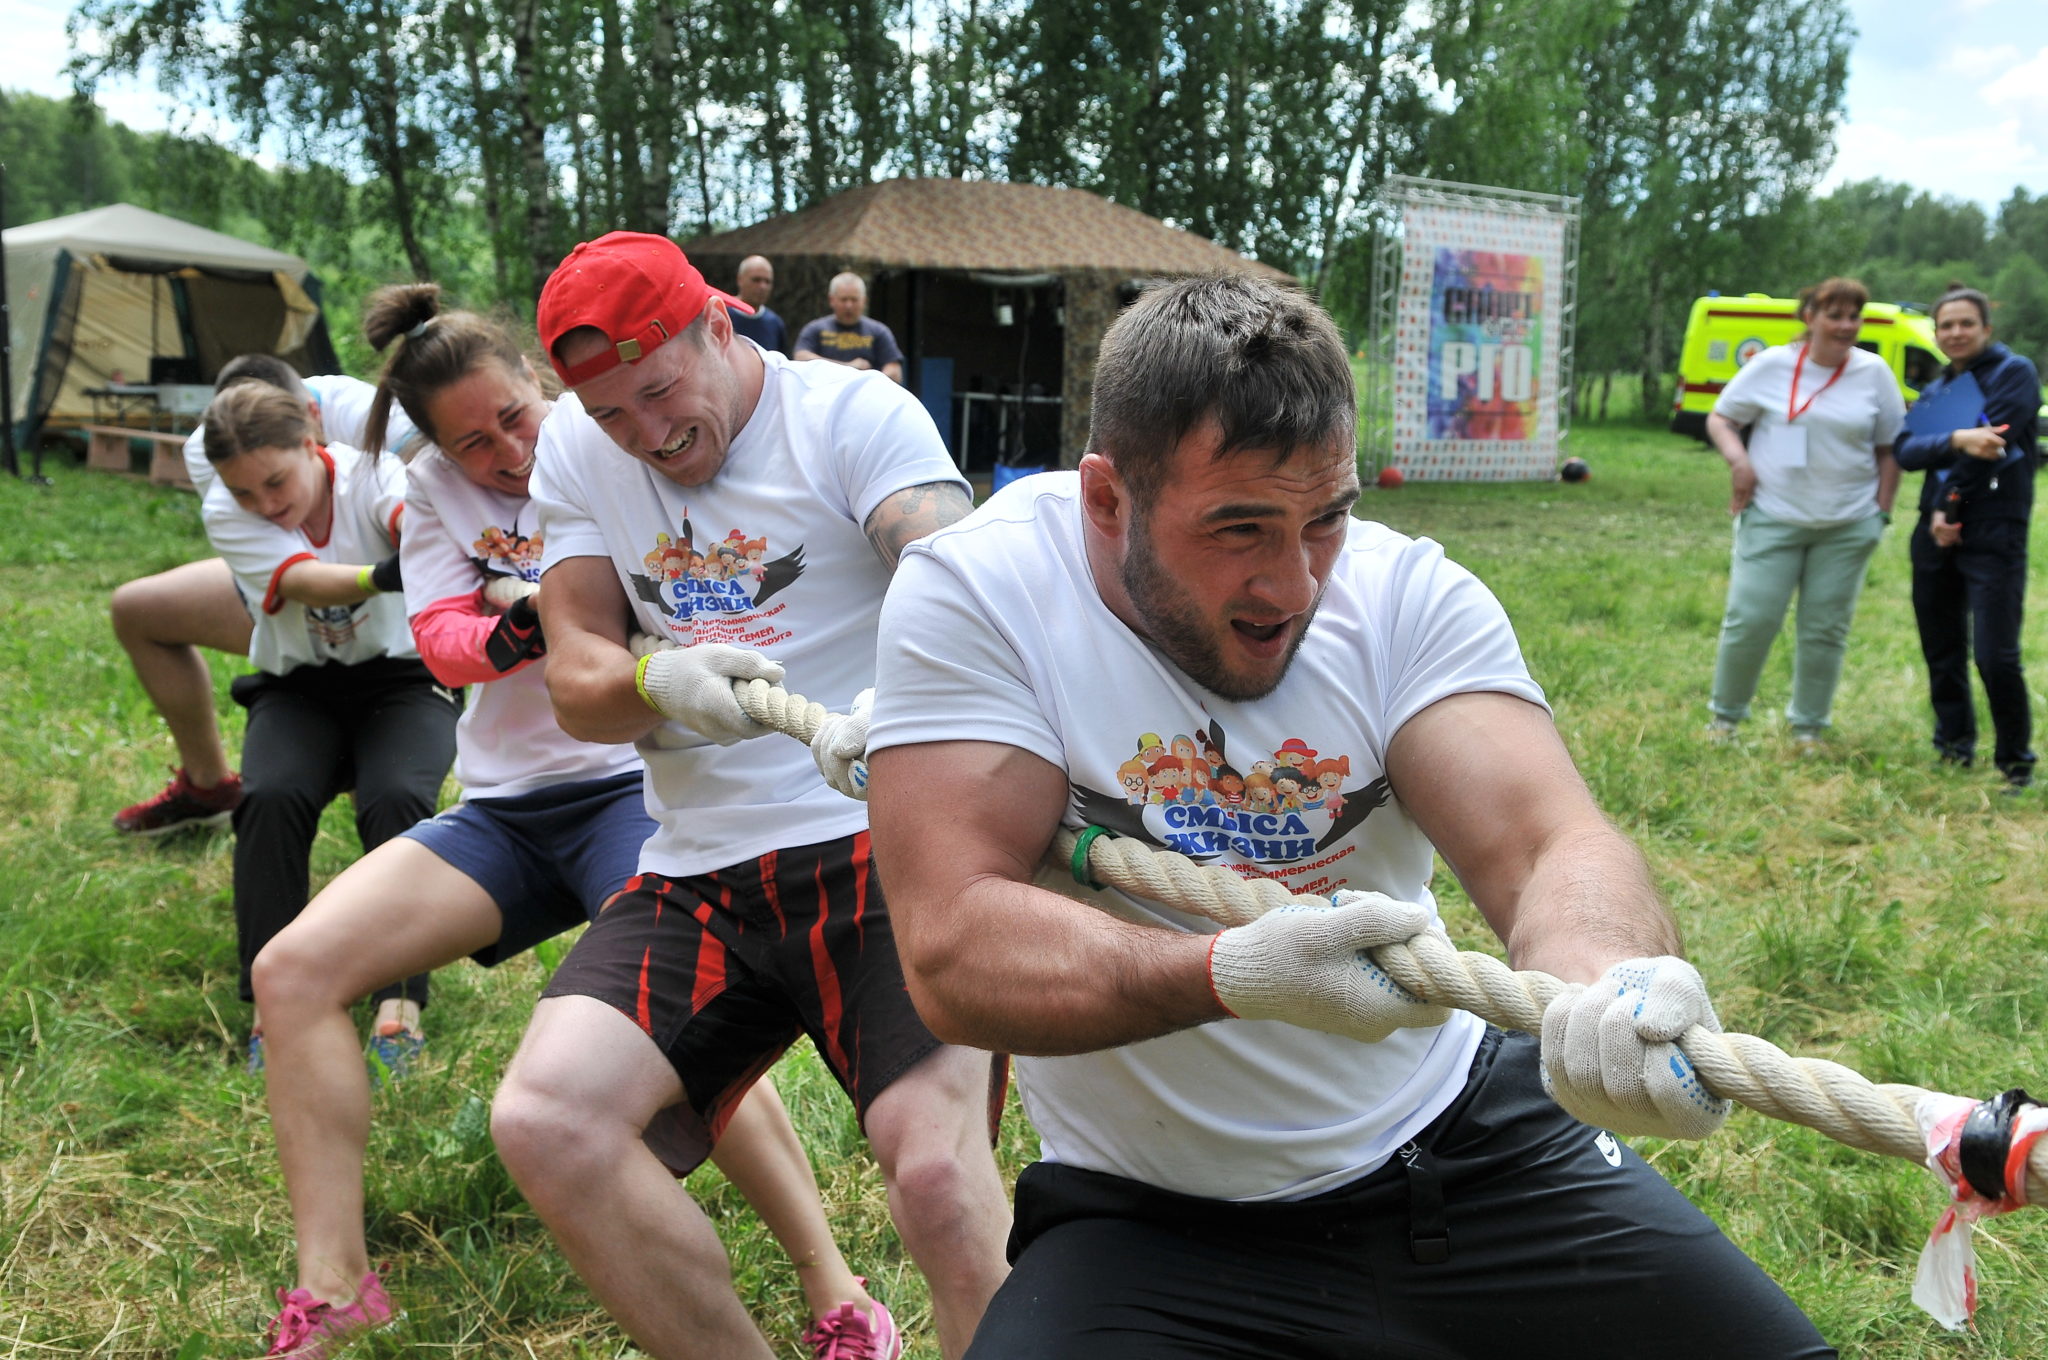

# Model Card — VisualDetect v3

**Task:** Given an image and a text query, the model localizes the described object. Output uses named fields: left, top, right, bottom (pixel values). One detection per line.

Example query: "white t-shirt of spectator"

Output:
left=532, top=349, right=967, bottom=877
left=185, top=374, right=420, bottom=495
left=203, top=444, right=417, bottom=675
left=1712, top=344, right=1904, bottom=527
left=402, top=447, right=641, bottom=800
left=867, top=474, right=1560, bottom=1202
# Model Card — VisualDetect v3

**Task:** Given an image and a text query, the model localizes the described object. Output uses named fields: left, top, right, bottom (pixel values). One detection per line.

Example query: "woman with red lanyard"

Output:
left=1702, top=277, right=1904, bottom=747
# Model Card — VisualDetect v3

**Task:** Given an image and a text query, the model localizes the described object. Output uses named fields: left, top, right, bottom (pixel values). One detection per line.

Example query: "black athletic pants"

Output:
left=230, top=657, right=460, bottom=1006
left=967, top=1030, right=1833, bottom=1359
left=1910, top=514, right=2034, bottom=777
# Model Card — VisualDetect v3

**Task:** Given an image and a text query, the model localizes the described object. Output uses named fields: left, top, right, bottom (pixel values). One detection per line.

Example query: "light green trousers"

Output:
left=1709, top=508, right=1886, bottom=732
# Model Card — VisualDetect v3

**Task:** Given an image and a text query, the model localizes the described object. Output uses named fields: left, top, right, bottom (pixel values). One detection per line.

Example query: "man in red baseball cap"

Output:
left=491, top=232, right=1008, bottom=1360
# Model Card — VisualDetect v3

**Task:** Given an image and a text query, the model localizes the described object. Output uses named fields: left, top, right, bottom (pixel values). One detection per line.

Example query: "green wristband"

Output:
left=355, top=564, right=378, bottom=594
left=1070, top=825, right=1111, bottom=889
left=633, top=650, right=663, bottom=714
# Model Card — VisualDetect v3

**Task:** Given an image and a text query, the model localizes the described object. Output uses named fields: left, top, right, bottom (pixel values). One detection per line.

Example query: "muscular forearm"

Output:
left=545, top=635, right=666, bottom=745
left=1492, top=821, right=1679, bottom=983
left=903, top=872, right=1222, bottom=1054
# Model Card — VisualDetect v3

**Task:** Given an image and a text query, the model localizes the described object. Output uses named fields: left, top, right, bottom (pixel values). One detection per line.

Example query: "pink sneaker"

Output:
left=802, top=1292, right=903, bottom=1360
left=264, top=1269, right=394, bottom=1358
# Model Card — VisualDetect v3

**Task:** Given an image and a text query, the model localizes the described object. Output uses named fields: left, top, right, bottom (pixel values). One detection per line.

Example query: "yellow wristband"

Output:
left=633, top=650, right=663, bottom=714
left=355, top=564, right=378, bottom=594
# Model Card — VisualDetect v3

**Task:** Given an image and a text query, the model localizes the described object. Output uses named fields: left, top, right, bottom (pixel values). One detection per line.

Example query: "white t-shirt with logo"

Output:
left=1712, top=345, right=1904, bottom=526
left=185, top=374, right=420, bottom=495
left=532, top=350, right=967, bottom=876
left=867, top=473, right=1554, bottom=1202
left=402, top=447, right=642, bottom=800
left=203, top=445, right=418, bottom=676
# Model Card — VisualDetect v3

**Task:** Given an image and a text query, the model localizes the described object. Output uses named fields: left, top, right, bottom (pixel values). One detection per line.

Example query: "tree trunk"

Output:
left=1312, top=6, right=1383, bottom=297
left=599, top=0, right=641, bottom=228
left=643, top=0, right=679, bottom=232
left=512, top=0, right=555, bottom=299
left=570, top=109, right=592, bottom=240
left=902, top=0, right=924, bottom=175
left=455, top=0, right=508, bottom=297
left=363, top=0, right=432, bottom=280
left=694, top=103, right=714, bottom=236
left=800, top=35, right=833, bottom=207
left=761, top=28, right=787, bottom=214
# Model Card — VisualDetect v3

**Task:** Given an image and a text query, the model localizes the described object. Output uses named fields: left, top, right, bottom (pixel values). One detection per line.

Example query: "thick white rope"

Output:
left=730, top=680, right=2047, bottom=1205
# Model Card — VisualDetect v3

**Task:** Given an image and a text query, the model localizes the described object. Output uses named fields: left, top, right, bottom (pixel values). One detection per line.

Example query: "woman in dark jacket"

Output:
left=1892, top=284, right=2042, bottom=789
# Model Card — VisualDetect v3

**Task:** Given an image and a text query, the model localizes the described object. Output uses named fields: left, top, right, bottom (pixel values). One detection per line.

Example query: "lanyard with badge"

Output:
left=1752, top=343, right=1841, bottom=472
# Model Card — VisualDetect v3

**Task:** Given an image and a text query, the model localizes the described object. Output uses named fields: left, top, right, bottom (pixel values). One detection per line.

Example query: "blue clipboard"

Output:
left=1908, top=370, right=2021, bottom=474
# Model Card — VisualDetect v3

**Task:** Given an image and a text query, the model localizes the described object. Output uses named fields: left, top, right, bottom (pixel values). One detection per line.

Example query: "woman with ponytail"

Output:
left=248, top=285, right=898, bottom=1359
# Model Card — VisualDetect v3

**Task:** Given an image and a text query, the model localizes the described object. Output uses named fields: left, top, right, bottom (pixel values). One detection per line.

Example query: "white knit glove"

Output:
left=482, top=576, right=540, bottom=611
left=1540, top=956, right=1731, bottom=1140
left=1207, top=892, right=1448, bottom=1042
left=628, top=631, right=678, bottom=658
left=634, top=644, right=784, bottom=745
left=809, top=687, right=872, bottom=799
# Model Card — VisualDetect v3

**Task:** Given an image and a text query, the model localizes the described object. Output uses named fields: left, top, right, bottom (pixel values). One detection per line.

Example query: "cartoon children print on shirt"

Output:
left=470, top=517, right=545, bottom=583
left=1070, top=719, right=1391, bottom=867
left=627, top=513, right=805, bottom=625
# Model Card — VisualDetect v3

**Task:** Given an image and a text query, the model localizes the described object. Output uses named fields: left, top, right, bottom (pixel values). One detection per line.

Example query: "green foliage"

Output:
left=13, top=0, right=2042, bottom=398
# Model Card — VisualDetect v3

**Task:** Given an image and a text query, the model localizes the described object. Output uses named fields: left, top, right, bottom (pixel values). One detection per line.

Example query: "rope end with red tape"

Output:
left=1913, top=1087, right=2048, bottom=1330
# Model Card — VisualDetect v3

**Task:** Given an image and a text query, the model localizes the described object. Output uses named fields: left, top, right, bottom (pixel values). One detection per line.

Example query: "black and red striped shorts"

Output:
left=540, top=828, right=944, bottom=1174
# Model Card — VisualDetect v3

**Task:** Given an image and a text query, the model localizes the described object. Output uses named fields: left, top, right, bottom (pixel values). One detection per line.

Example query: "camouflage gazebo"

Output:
left=683, top=178, right=1289, bottom=471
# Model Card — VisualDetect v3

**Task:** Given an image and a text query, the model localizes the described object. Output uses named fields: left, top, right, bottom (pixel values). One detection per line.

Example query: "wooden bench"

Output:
left=79, top=425, right=196, bottom=491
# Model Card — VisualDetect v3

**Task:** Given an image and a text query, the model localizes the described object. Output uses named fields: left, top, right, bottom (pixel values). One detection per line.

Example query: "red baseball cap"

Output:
left=536, top=231, right=753, bottom=387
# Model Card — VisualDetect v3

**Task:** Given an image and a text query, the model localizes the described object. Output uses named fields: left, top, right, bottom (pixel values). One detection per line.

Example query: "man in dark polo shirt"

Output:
left=796, top=271, right=904, bottom=383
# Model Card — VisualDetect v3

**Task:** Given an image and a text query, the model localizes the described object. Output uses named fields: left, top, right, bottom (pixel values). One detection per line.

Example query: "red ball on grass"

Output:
left=1376, top=466, right=1405, bottom=489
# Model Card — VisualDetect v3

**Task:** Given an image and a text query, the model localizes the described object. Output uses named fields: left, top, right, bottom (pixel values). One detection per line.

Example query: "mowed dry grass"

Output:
left=4, top=425, right=2047, bottom=1355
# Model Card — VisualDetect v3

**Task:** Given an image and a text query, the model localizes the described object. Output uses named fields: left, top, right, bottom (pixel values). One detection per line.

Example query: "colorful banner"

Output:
left=1426, top=248, right=1543, bottom=440
left=1392, top=201, right=1567, bottom=480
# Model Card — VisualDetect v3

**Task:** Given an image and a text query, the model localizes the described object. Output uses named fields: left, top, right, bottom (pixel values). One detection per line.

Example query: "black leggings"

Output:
left=230, top=657, right=460, bottom=1006
left=969, top=1030, right=1832, bottom=1359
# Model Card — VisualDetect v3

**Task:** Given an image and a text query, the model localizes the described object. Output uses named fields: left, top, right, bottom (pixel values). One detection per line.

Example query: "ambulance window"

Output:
left=1855, top=340, right=1880, bottom=355
left=1905, top=346, right=1942, bottom=391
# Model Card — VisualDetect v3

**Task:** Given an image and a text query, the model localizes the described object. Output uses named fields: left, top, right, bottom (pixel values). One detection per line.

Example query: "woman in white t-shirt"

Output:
left=245, top=287, right=895, bottom=1359
left=1704, top=277, right=1903, bottom=746
left=200, top=381, right=458, bottom=1080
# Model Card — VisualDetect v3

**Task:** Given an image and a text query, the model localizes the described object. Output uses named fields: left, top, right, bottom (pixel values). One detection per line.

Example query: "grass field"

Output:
left=4, top=424, right=2046, bottom=1357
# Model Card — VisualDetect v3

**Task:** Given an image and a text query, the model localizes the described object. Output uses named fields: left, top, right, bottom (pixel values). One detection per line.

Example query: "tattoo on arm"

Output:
left=864, top=481, right=975, bottom=569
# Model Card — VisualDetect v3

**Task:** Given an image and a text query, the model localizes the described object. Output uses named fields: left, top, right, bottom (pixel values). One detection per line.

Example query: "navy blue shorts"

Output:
left=400, top=770, right=652, bottom=967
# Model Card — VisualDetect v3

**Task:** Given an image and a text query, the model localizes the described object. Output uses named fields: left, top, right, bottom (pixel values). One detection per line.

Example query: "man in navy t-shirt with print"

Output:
left=796, top=271, right=904, bottom=383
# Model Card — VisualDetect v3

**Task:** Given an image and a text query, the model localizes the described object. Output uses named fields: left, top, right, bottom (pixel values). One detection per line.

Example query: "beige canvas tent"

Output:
left=4, top=203, right=339, bottom=443
left=683, top=179, right=1289, bottom=469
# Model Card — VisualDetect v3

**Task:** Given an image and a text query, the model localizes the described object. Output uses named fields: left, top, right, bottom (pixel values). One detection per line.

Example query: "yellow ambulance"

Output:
left=1670, top=293, right=1945, bottom=438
